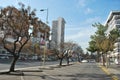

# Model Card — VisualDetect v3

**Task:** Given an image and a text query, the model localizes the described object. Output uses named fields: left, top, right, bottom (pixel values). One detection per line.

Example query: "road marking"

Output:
left=112, top=75, right=119, bottom=80
left=20, top=76, right=24, bottom=80
left=100, top=66, right=111, bottom=75
left=99, top=65, right=119, bottom=80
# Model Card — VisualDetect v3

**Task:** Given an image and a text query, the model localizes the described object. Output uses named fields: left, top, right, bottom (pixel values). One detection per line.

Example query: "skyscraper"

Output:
left=51, top=17, right=66, bottom=51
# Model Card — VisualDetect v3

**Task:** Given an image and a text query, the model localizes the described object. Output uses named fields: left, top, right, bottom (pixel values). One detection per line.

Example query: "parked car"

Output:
left=81, top=60, right=88, bottom=63
left=0, top=56, right=9, bottom=59
left=88, top=59, right=96, bottom=63
left=115, top=59, right=119, bottom=64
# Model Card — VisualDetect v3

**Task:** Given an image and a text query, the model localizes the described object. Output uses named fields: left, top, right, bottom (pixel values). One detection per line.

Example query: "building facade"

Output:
left=105, top=11, right=120, bottom=35
left=105, top=11, right=120, bottom=64
left=0, top=7, right=50, bottom=59
left=51, top=17, right=66, bottom=51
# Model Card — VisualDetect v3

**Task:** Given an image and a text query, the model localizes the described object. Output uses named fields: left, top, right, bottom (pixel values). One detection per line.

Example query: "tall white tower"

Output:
left=51, top=17, right=66, bottom=51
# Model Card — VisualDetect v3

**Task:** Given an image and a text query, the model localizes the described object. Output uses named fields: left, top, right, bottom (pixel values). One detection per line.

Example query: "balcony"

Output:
left=115, top=19, right=120, bottom=25
left=114, top=42, right=120, bottom=47
left=113, top=15, right=120, bottom=20
left=0, top=31, right=4, bottom=38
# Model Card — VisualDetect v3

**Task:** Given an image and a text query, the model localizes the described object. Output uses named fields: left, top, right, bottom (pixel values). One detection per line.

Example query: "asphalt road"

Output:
left=41, top=62, right=112, bottom=80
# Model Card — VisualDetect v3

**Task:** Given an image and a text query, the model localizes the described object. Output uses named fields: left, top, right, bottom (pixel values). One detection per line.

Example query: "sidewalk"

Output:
left=98, top=63, right=120, bottom=80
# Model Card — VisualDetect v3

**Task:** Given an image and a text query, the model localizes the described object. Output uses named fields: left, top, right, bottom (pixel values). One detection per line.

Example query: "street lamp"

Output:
left=40, top=8, right=49, bottom=67
left=40, top=8, right=48, bottom=24
left=48, top=30, right=52, bottom=49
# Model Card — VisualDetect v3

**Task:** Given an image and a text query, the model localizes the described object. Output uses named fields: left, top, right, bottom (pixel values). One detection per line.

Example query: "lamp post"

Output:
left=40, top=8, right=48, bottom=24
left=40, top=8, right=49, bottom=67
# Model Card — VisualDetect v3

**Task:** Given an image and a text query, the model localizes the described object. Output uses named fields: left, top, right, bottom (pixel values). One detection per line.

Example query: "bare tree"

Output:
left=0, top=3, right=38, bottom=72
left=53, top=41, right=79, bottom=66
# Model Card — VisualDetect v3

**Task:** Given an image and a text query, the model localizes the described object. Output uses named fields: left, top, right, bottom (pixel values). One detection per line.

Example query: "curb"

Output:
left=99, top=65, right=119, bottom=80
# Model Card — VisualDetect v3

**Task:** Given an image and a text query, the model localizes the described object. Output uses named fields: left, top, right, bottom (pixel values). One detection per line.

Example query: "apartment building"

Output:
left=105, top=11, right=120, bottom=35
left=32, top=21, right=50, bottom=47
left=105, top=11, right=120, bottom=64
left=51, top=17, right=66, bottom=51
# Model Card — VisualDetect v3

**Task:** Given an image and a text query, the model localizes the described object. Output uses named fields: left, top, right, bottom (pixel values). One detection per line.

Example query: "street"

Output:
left=0, top=61, right=112, bottom=80
left=41, top=63, right=112, bottom=80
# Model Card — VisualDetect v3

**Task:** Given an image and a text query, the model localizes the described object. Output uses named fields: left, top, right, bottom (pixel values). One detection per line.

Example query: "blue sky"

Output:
left=0, top=0, right=120, bottom=52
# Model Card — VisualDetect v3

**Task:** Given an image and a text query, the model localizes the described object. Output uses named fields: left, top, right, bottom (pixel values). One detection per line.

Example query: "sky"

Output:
left=0, top=0, right=120, bottom=52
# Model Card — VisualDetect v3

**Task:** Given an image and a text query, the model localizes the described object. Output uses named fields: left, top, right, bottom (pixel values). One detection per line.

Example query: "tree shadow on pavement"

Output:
left=0, top=69, right=43, bottom=76
left=21, top=70, right=43, bottom=72
left=0, top=70, right=24, bottom=76
left=44, top=73, right=113, bottom=80
left=22, top=73, right=58, bottom=80
left=50, top=64, right=73, bottom=69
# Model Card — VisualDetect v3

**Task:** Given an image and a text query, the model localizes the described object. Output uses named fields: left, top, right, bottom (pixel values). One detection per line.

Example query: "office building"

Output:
left=51, top=17, right=66, bottom=51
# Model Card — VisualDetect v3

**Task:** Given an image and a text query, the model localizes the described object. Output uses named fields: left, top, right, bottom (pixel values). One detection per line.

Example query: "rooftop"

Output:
left=105, top=11, right=120, bottom=26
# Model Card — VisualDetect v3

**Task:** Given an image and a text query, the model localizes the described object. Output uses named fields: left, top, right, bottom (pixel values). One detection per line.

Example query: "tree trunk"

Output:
left=59, top=58, right=63, bottom=66
left=77, top=55, right=80, bottom=62
left=102, top=53, right=106, bottom=66
left=97, top=52, right=101, bottom=62
left=67, top=57, right=69, bottom=65
left=9, top=55, right=19, bottom=72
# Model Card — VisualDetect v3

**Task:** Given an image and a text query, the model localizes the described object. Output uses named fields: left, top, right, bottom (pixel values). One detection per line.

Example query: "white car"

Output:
left=0, top=56, right=9, bottom=59
left=81, top=60, right=88, bottom=63
left=115, top=59, right=119, bottom=64
left=89, top=59, right=96, bottom=63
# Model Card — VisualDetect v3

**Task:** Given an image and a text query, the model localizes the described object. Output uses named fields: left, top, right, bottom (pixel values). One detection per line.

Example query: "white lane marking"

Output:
left=21, top=76, right=24, bottom=80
